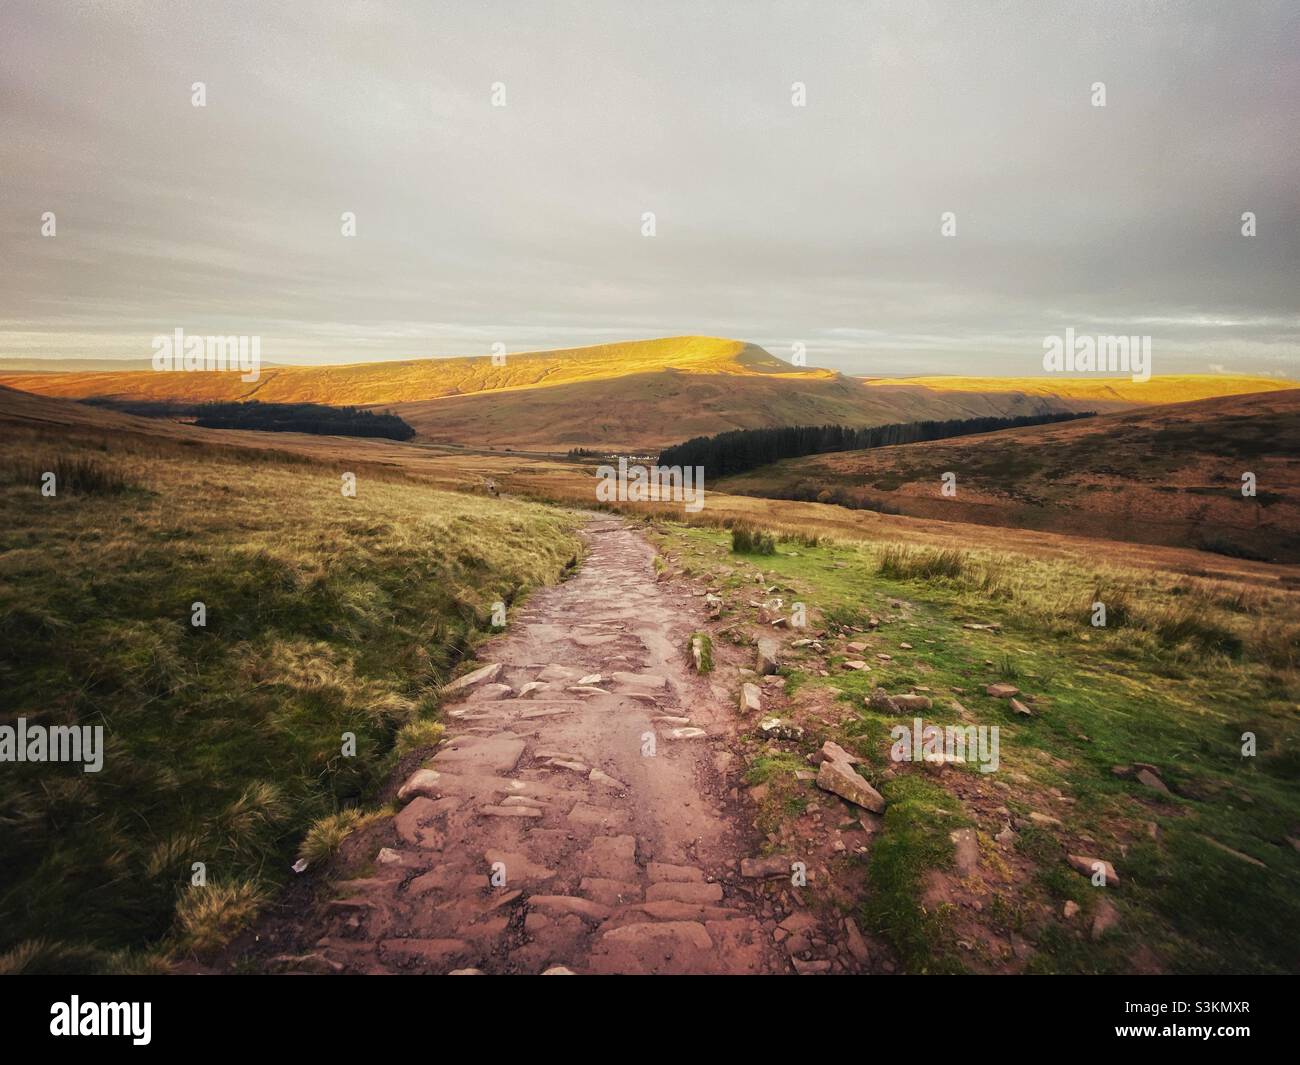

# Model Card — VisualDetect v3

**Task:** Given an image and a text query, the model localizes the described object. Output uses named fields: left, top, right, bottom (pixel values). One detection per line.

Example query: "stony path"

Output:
left=291, top=516, right=796, bottom=974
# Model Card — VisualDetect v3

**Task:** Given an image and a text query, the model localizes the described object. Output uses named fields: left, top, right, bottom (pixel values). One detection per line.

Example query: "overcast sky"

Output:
left=2, top=0, right=1296, bottom=377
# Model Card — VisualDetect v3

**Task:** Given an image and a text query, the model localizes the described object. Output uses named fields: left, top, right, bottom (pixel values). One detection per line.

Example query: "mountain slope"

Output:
left=862, top=374, right=1290, bottom=407
left=0, top=336, right=1288, bottom=451
left=0, top=337, right=802, bottom=406
left=717, top=389, right=1300, bottom=561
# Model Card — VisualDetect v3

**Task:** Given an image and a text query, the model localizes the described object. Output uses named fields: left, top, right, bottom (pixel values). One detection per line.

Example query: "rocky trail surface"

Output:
left=263, top=516, right=856, bottom=975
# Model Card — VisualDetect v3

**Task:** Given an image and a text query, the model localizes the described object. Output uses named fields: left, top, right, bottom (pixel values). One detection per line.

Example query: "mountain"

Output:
left=0, top=336, right=1288, bottom=451
left=715, top=388, right=1300, bottom=562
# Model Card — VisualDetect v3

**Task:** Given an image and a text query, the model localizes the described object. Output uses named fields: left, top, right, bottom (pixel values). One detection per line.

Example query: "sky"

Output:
left=1, top=0, right=1297, bottom=378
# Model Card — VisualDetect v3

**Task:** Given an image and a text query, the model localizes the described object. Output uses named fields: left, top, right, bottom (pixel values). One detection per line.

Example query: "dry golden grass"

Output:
left=0, top=336, right=806, bottom=406
left=865, top=373, right=1291, bottom=405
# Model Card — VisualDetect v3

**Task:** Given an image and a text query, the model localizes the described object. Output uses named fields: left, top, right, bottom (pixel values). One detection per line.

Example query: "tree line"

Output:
left=84, top=398, right=416, bottom=440
left=657, top=411, right=1094, bottom=477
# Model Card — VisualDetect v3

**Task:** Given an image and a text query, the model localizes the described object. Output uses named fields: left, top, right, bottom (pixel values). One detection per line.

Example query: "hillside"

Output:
left=716, top=389, right=1300, bottom=562
left=5, top=336, right=1284, bottom=451
left=0, top=337, right=800, bottom=407
left=862, top=374, right=1293, bottom=406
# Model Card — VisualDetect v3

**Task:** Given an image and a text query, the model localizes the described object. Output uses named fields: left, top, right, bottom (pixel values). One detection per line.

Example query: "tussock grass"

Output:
left=9, top=453, right=135, bottom=495
left=878, top=545, right=970, bottom=581
left=0, top=427, right=581, bottom=969
left=731, top=523, right=776, bottom=555
left=394, top=719, right=446, bottom=755
left=297, top=808, right=386, bottom=867
left=174, top=880, right=268, bottom=955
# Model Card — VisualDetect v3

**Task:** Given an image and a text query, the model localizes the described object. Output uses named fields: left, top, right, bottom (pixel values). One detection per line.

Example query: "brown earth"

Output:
left=718, top=389, right=1300, bottom=563
left=232, top=517, right=865, bottom=975
left=5, top=384, right=1297, bottom=590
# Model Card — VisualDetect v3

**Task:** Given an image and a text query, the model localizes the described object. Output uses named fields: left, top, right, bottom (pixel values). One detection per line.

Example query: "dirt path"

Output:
left=272, top=515, right=824, bottom=974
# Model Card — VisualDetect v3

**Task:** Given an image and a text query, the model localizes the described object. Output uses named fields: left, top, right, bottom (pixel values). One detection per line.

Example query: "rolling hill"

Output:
left=0, top=336, right=1289, bottom=451
left=716, top=389, right=1300, bottom=562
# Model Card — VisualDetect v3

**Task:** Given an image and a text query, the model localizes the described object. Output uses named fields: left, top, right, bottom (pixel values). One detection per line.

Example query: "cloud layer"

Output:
left=2, top=0, right=1296, bottom=376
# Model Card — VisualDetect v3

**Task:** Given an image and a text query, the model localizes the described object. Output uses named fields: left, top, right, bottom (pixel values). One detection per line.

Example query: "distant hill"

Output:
left=0, top=336, right=1288, bottom=451
left=861, top=373, right=1290, bottom=406
left=717, top=389, right=1300, bottom=562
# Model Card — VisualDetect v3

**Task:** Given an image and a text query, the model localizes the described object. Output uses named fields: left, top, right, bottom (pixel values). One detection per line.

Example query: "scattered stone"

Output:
left=846, top=641, right=868, bottom=653
left=377, top=847, right=402, bottom=865
left=816, top=758, right=885, bottom=813
left=841, top=660, right=869, bottom=672
left=891, top=693, right=933, bottom=712
left=397, top=768, right=443, bottom=803
left=534, top=748, right=581, bottom=762
left=755, top=638, right=781, bottom=675
left=867, top=688, right=895, bottom=712
left=740, top=856, right=793, bottom=879
left=950, top=827, right=979, bottom=875
left=843, top=918, right=870, bottom=964
left=1009, top=698, right=1032, bottom=716
left=545, top=758, right=590, bottom=774
left=444, top=662, right=503, bottom=693
left=589, top=768, right=626, bottom=789
left=611, top=671, right=668, bottom=690
left=447, top=968, right=484, bottom=975
left=1028, top=811, right=1063, bottom=828
left=1067, top=854, right=1119, bottom=886
left=740, top=682, right=762, bottom=713
left=760, top=717, right=804, bottom=740
left=518, top=681, right=549, bottom=699
left=542, top=966, right=576, bottom=975
left=667, top=727, right=708, bottom=740
left=576, top=673, right=603, bottom=686
left=899, top=642, right=913, bottom=650
left=1063, top=900, right=1080, bottom=919
left=537, top=664, right=576, bottom=683
left=821, top=740, right=860, bottom=765
left=1135, top=768, right=1170, bottom=795
left=986, top=683, right=1019, bottom=698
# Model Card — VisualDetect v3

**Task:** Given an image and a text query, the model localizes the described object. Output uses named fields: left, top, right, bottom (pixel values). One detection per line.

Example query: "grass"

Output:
left=732, top=523, right=776, bottom=555
left=297, top=808, right=386, bottom=867
left=864, top=774, right=968, bottom=973
left=0, top=427, right=581, bottom=970
left=650, top=519, right=1300, bottom=974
